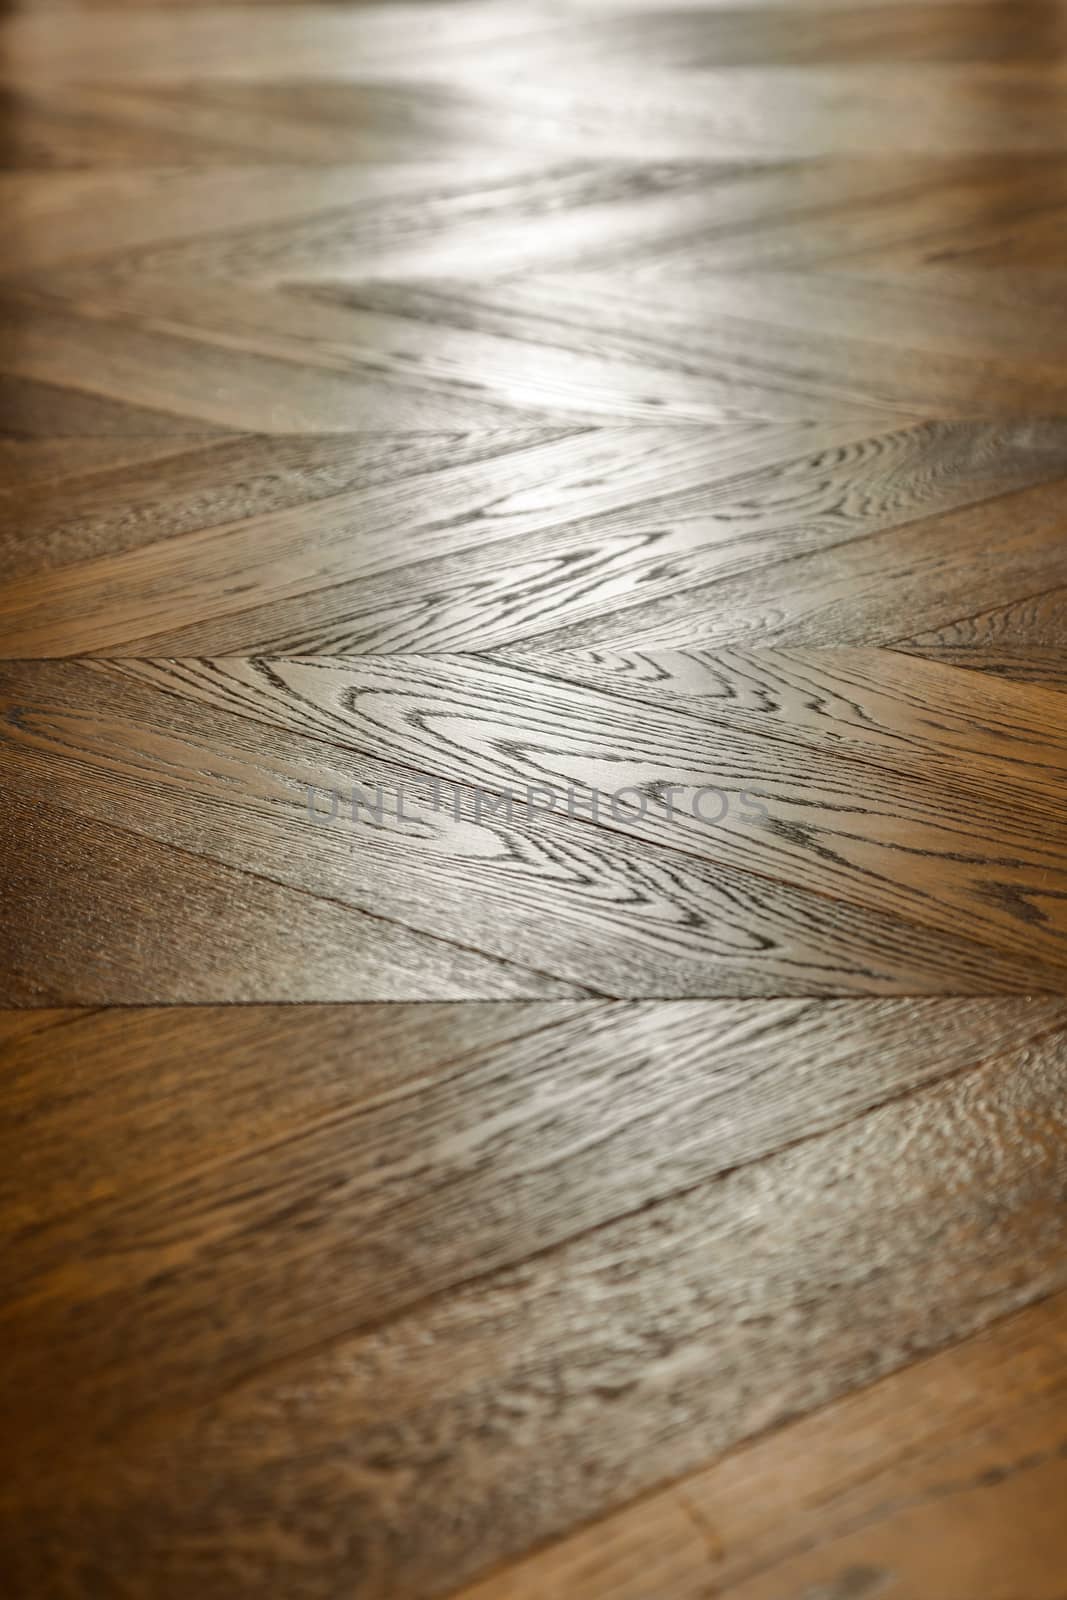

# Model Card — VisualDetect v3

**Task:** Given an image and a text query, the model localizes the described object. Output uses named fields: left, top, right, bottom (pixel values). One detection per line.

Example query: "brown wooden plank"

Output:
left=11, top=4, right=1067, bottom=81
left=0, top=999, right=591, bottom=1234
left=495, top=643, right=1067, bottom=790
left=0, top=421, right=859, bottom=655
left=515, top=472, right=1067, bottom=653
left=15, top=995, right=1059, bottom=1440
left=0, top=428, right=565, bottom=582
left=0, top=370, right=229, bottom=436
left=329, top=271, right=1067, bottom=419
left=0, top=788, right=581, bottom=1002
left=12, top=58, right=1067, bottom=163
left=0, top=296, right=558, bottom=432
left=0, top=162, right=525, bottom=273
left=521, top=155, right=1067, bottom=274
left=3, top=658, right=1065, bottom=996
left=456, top=1286, right=1067, bottom=1600
left=54, top=418, right=1067, bottom=656
left=29, top=167, right=768, bottom=306
left=4, top=1002, right=1067, bottom=1597
left=0, top=81, right=269, bottom=167
left=0, top=435, right=193, bottom=492
left=77, top=154, right=1062, bottom=279
left=896, top=583, right=1067, bottom=688
left=96, top=651, right=1067, bottom=976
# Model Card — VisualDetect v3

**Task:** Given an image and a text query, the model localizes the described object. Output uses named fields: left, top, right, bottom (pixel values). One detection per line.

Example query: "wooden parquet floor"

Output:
left=3, top=2, right=1067, bottom=1597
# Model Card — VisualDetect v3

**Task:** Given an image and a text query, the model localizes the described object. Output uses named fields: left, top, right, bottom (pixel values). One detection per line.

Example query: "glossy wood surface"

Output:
left=3, top=0, right=1067, bottom=1595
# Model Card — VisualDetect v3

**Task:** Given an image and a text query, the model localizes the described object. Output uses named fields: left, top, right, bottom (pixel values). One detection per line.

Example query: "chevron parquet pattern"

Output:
left=3, top=2, right=1067, bottom=1597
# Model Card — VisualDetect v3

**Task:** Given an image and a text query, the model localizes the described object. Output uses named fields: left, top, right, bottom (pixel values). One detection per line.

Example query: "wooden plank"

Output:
left=0, top=421, right=863, bottom=655
left=496, top=643, right=1067, bottom=789
left=342, top=271, right=1067, bottom=419
left=54, top=418, right=1067, bottom=656
left=2, top=997, right=1063, bottom=1437
left=41, top=260, right=1067, bottom=432
left=0, top=436, right=193, bottom=494
left=0, top=1009, right=86, bottom=1049
left=615, top=266, right=1067, bottom=365
left=0, top=371, right=229, bottom=437
left=95, top=650, right=1067, bottom=975
left=516, top=472, right=1067, bottom=653
left=527, top=156, right=1067, bottom=275
left=0, top=81, right=269, bottom=168
left=0, top=429, right=564, bottom=582
left=0, top=163, right=532, bottom=274
left=456, top=1286, right=1067, bottom=1600
left=0, top=788, right=581, bottom=1002
left=10, top=5, right=1063, bottom=84
left=11, top=61, right=1067, bottom=163
left=26, top=271, right=867, bottom=426
left=0, top=1000, right=589, bottom=1232
left=4, top=1004, right=1067, bottom=1597
left=896, top=583, right=1067, bottom=689
left=82, top=155, right=1046, bottom=280
left=0, top=297, right=556, bottom=433
left=30, top=166, right=764, bottom=298
left=3, top=658, right=1066, bottom=995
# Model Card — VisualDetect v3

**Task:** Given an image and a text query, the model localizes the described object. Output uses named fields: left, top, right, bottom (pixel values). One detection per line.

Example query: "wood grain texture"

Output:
left=4, top=656, right=1067, bottom=996
left=0, top=422, right=876, bottom=654
left=0, top=787, right=583, bottom=1002
left=13, top=995, right=1058, bottom=1444
left=4, top=1000, right=1067, bottom=1597
left=505, top=470, right=1067, bottom=653
left=0, top=427, right=568, bottom=582
left=456, top=1285, right=1067, bottom=1600
left=67, top=419, right=1067, bottom=656
left=101, top=652, right=1067, bottom=969
left=896, top=582, right=1067, bottom=687
left=494, top=642, right=1067, bottom=791
left=4, top=0, right=1067, bottom=1594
